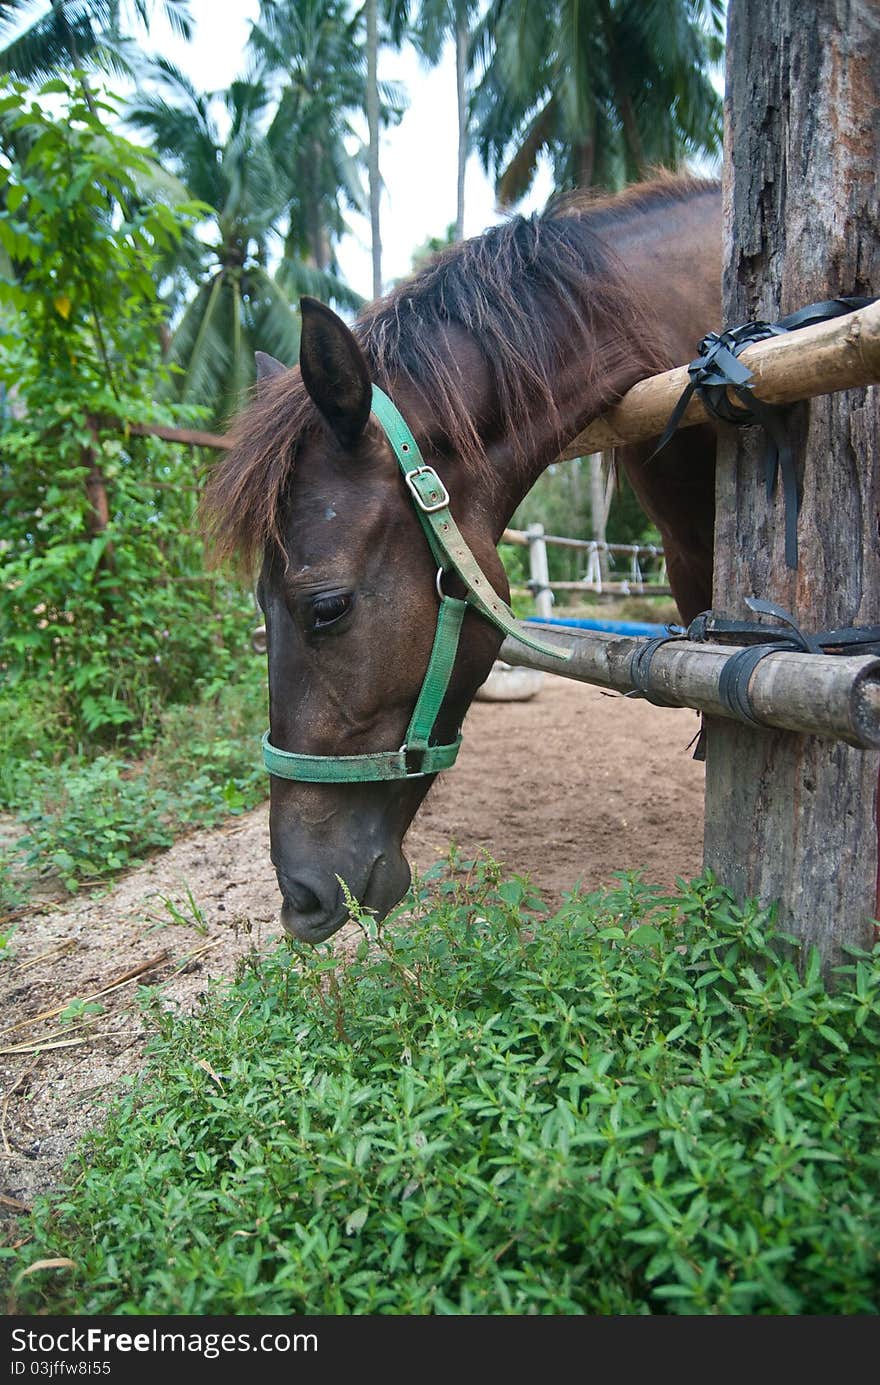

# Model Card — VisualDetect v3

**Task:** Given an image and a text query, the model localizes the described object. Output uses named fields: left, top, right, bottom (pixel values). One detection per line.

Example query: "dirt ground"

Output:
left=0, top=676, right=705, bottom=1222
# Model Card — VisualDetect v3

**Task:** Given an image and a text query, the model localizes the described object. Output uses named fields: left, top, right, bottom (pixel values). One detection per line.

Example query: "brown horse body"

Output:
left=205, top=175, right=722, bottom=941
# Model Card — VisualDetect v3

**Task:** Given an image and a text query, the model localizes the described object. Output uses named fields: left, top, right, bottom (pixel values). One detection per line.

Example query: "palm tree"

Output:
left=471, top=0, right=724, bottom=203
left=250, top=0, right=404, bottom=299
left=128, top=61, right=361, bottom=426
left=250, top=0, right=363, bottom=277
left=365, top=0, right=381, bottom=295
left=448, top=0, right=475, bottom=240
left=0, top=0, right=192, bottom=82
left=250, top=0, right=407, bottom=300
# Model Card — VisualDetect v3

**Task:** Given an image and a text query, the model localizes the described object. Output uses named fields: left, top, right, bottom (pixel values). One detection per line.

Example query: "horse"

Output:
left=202, top=173, right=722, bottom=943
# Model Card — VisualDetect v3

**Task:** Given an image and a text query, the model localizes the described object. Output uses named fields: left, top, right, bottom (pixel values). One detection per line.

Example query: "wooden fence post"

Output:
left=702, top=0, right=880, bottom=971
left=83, top=415, right=115, bottom=573
left=527, top=523, right=553, bottom=619
left=588, top=453, right=611, bottom=582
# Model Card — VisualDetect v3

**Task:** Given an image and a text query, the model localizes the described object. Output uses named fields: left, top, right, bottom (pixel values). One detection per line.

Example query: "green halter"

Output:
left=262, top=384, right=572, bottom=783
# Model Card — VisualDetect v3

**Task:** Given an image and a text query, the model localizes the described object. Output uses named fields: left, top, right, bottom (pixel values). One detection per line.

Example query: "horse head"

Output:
left=253, top=298, right=510, bottom=941
left=207, top=179, right=722, bottom=942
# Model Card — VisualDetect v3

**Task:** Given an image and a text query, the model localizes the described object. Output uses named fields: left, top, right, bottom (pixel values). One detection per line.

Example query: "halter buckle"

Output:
left=400, top=743, right=426, bottom=775
left=405, top=466, right=450, bottom=513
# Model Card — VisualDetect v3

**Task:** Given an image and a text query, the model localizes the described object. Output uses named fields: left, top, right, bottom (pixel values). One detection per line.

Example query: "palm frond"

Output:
left=274, top=256, right=363, bottom=312
left=161, top=0, right=192, bottom=40
left=495, top=97, right=555, bottom=205
left=0, top=6, right=100, bottom=80
left=473, top=0, right=723, bottom=201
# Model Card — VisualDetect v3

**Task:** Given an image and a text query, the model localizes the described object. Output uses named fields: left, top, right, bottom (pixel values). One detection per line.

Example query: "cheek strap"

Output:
left=262, top=386, right=572, bottom=784
left=262, top=595, right=466, bottom=781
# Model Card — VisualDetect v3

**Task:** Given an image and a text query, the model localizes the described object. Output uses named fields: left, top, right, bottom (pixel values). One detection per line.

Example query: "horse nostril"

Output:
left=283, top=879, right=322, bottom=914
left=277, top=870, right=346, bottom=943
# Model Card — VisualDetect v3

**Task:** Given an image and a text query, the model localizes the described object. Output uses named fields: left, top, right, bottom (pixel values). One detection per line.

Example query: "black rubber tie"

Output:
left=688, top=597, right=880, bottom=727
left=628, top=599, right=880, bottom=735
left=628, top=631, right=686, bottom=708
left=650, top=295, right=878, bottom=571
left=716, top=643, right=794, bottom=725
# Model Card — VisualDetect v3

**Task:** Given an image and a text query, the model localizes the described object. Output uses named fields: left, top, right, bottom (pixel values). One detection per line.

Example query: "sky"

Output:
left=145, top=0, right=555, bottom=300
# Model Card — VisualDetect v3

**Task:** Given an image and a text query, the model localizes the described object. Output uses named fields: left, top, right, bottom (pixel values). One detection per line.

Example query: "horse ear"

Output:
left=299, top=296, right=372, bottom=448
left=255, top=351, right=287, bottom=385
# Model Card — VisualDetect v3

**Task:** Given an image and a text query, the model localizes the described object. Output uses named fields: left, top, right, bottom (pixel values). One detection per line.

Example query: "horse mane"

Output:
left=202, top=173, right=719, bottom=568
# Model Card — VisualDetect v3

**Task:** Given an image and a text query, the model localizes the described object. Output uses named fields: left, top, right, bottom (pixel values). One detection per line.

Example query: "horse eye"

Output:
left=310, top=592, right=353, bottom=630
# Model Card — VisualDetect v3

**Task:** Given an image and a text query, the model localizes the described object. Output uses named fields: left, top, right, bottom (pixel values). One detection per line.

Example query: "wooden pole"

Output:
left=497, top=624, right=880, bottom=750
left=557, top=298, right=880, bottom=460
left=541, top=580, right=672, bottom=596
left=588, top=453, right=610, bottom=581
left=127, top=422, right=231, bottom=450
left=702, top=0, right=880, bottom=971
left=502, top=527, right=663, bottom=557
left=526, top=523, right=553, bottom=619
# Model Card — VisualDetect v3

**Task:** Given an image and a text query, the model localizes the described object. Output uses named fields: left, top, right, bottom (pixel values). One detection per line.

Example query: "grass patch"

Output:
left=0, top=663, right=267, bottom=899
left=5, top=866, right=880, bottom=1315
left=560, top=594, right=681, bottom=626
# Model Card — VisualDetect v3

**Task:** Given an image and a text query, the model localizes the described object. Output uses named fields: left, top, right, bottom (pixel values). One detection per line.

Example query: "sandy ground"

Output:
left=0, top=676, right=705, bottom=1223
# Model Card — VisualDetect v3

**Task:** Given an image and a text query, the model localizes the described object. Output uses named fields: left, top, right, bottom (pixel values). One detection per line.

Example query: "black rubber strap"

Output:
left=628, top=597, right=880, bottom=733
left=716, top=643, right=793, bottom=725
left=628, top=632, right=686, bottom=707
left=651, top=295, right=877, bottom=571
left=686, top=597, right=880, bottom=725
left=686, top=598, right=880, bottom=655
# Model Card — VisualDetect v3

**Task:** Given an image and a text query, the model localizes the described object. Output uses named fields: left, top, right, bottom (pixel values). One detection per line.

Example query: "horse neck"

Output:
left=478, top=191, right=722, bottom=537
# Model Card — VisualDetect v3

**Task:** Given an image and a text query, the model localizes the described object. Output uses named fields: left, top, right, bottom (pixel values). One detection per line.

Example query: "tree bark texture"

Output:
left=83, top=417, right=114, bottom=572
left=703, top=0, right=880, bottom=970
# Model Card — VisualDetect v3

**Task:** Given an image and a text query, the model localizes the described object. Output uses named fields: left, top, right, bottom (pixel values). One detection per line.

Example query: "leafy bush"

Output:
left=0, top=680, right=77, bottom=804
left=142, top=667, right=268, bottom=824
left=7, top=868, right=880, bottom=1315
left=1, top=663, right=267, bottom=894
left=0, top=859, right=23, bottom=912
left=0, top=78, right=255, bottom=745
left=15, top=757, right=174, bottom=891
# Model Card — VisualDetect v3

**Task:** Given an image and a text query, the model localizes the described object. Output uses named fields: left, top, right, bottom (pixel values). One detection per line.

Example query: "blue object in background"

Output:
left=525, top=615, right=667, bottom=639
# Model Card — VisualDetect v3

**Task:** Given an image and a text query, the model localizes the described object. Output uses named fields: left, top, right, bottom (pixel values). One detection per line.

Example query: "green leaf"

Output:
left=817, top=1024, right=849, bottom=1053
left=344, top=1206, right=369, bottom=1236
left=629, top=924, right=663, bottom=948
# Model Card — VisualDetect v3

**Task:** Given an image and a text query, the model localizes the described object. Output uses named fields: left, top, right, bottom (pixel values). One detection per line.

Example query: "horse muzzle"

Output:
left=276, top=849, right=412, bottom=943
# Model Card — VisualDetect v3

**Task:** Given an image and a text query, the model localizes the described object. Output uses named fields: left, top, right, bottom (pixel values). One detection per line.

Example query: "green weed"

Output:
left=0, top=663, right=267, bottom=895
left=15, top=758, right=175, bottom=892
left=0, top=856, right=26, bottom=912
left=59, top=999, right=105, bottom=1024
left=156, top=885, right=209, bottom=935
left=8, top=866, right=880, bottom=1315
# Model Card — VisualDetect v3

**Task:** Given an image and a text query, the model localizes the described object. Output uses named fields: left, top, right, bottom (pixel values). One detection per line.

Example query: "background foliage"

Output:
left=0, top=78, right=254, bottom=743
left=510, top=461, right=665, bottom=589
left=0, top=79, right=263, bottom=903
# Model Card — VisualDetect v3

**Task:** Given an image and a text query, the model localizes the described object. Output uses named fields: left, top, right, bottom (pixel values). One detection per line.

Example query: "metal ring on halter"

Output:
left=436, top=567, right=448, bottom=600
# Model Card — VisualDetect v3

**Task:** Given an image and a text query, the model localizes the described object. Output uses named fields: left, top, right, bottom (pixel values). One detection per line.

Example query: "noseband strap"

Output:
left=262, top=385, right=571, bottom=783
